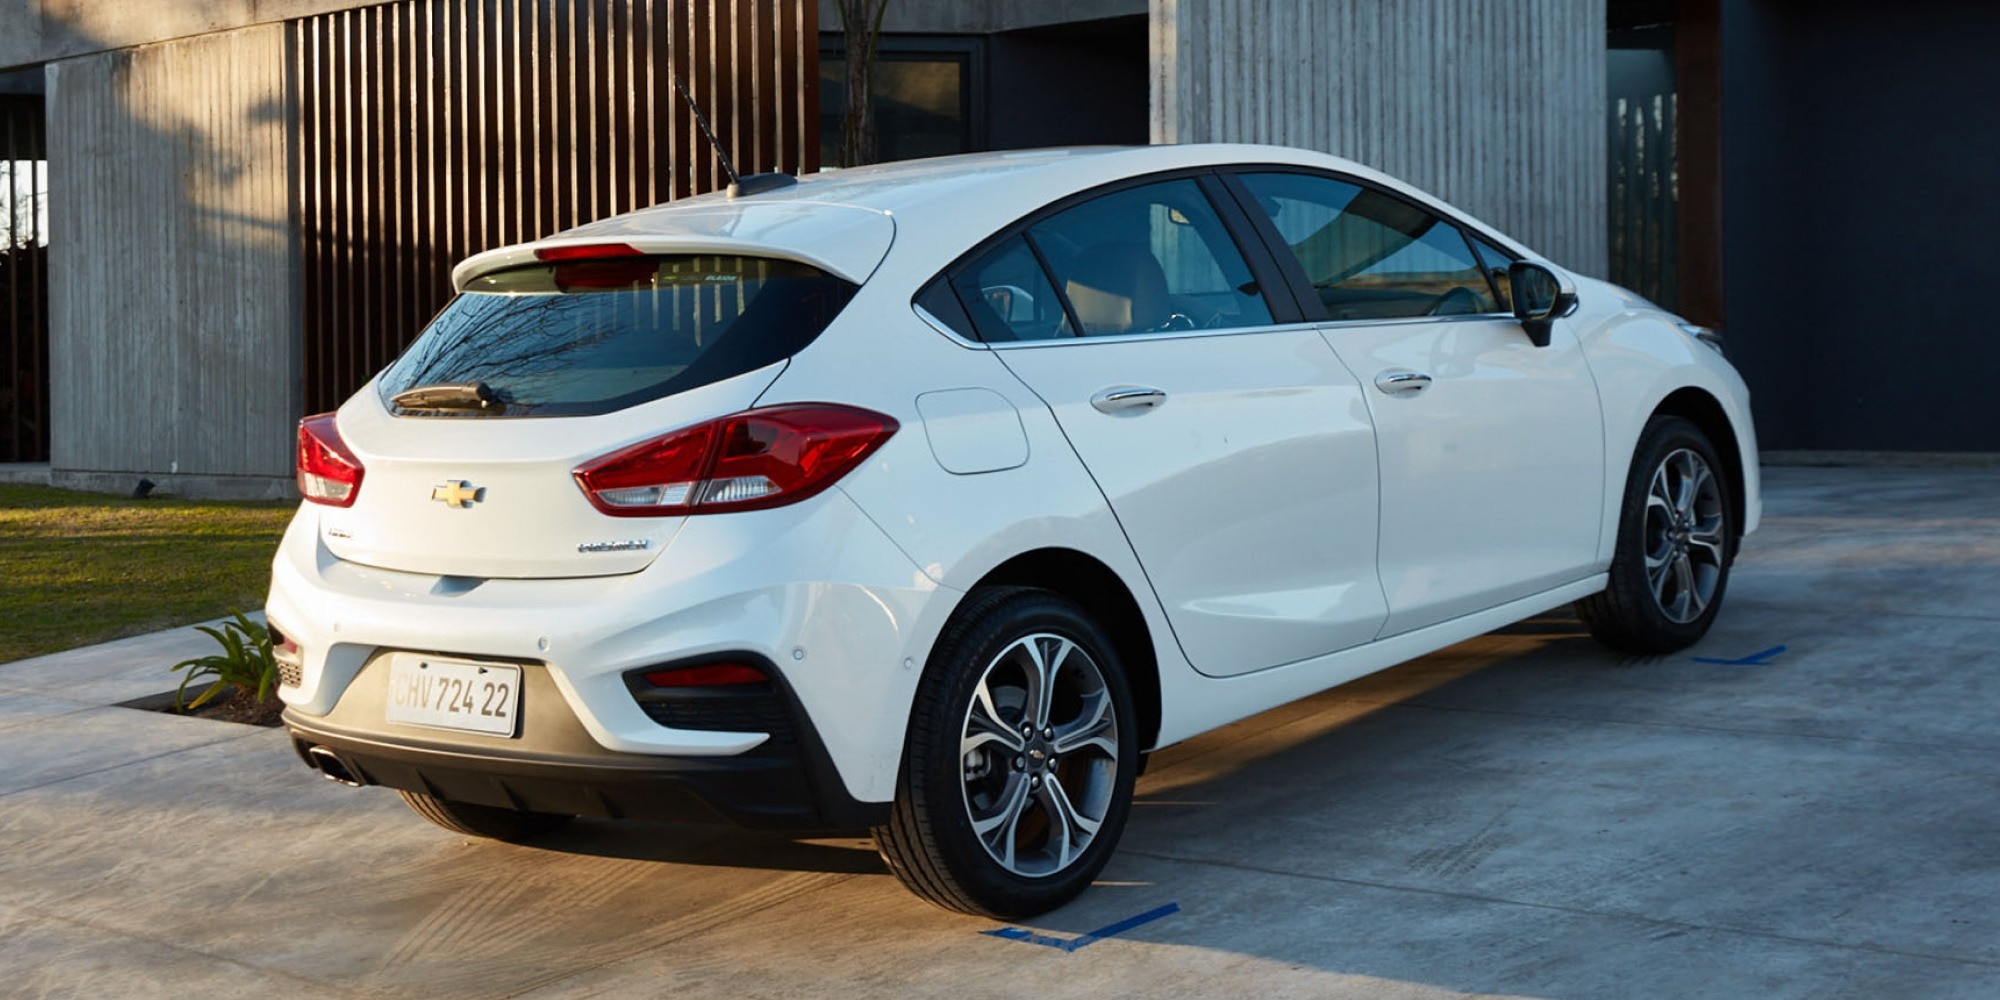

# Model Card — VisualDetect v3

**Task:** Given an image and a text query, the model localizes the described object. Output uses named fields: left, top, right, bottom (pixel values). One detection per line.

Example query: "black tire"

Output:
left=1576, top=414, right=1736, bottom=654
left=397, top=790, right=573, bottom=842
left=872, top=587, right=1138, bottom=919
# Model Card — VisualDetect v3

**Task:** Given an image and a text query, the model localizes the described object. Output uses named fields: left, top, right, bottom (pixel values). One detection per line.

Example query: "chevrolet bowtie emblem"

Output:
left=430, top=480, right=485, bottom=508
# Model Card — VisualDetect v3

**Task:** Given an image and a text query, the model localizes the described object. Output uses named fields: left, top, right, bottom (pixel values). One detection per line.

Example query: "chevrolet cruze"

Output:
left=271, top=144, right=1759, bottom=918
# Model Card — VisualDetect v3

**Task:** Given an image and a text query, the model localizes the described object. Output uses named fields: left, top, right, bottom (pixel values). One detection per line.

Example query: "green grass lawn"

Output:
left=0, top=484, right=297, bottom=663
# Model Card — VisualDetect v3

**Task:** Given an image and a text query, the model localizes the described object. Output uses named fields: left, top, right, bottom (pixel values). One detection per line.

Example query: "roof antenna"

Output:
left=669, top=70, right=795, bottom=199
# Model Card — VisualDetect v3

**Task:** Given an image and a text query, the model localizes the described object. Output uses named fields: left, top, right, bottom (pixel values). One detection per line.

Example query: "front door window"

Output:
left=1236, top=171, right=1500, bottom=320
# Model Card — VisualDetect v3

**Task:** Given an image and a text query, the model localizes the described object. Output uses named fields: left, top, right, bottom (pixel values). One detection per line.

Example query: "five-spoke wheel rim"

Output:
left=1643, top=447, right=1726, bottom=624
left=959, top=633, right=1119, bottom=878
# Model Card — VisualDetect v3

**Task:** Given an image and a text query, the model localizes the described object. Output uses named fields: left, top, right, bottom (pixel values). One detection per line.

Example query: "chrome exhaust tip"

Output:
left=306, top=745, right=364, bottom=787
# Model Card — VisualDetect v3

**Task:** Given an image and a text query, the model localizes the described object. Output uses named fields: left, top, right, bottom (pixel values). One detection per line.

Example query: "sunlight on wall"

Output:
left=47, top=22, right=295, bottom=478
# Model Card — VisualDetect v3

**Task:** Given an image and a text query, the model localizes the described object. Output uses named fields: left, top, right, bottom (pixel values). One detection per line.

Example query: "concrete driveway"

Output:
left=3, top=466, right=1997, bottom=998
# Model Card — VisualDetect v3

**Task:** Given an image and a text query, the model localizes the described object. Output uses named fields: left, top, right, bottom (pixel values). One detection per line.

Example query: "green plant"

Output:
left=170, top=610, right=277, bottom=711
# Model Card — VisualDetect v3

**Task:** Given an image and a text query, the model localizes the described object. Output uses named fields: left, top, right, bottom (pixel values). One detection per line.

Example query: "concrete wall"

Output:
left=0, top=0, right=402, bottom=71
left=1151, top=0, right=1608, bottom=276
left=46, top=24, right=297, bottom=493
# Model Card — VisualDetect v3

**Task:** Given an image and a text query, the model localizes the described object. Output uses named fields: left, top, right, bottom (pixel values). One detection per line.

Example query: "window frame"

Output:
left=1465, top=232, right=1523, bottom=314
left=818, top=35, right=985, bottom=164
left=909, top=167, right=1313, bottom=349
left=1213, top=166, right=1529, bottom=327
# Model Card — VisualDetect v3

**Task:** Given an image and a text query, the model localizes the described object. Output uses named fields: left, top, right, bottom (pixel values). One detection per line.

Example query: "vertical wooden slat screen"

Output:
left=292, top=0, right=818, bottom=415
left=0, top=94, right=48, bottom=463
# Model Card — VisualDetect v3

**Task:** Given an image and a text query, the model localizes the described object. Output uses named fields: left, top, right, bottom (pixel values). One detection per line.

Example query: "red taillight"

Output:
left=534, top=242, right=644, bottom=261
left=297, top=412, right=364, bottom=507
left=642, top=663, right=770, bottom=688
left=574, top=404, right=897, bottom=517
left=269, top=623, right=302, bottom=661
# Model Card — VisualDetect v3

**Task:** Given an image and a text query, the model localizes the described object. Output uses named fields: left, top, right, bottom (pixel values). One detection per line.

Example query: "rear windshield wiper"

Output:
left=390, top=381, right=501, bottom=412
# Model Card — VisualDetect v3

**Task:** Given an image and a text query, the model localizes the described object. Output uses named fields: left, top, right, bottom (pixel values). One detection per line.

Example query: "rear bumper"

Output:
left=267, top=487, right=954, bottom=806
left=284, top=654, right=888, bottom=831
left=287, top=725, right=886, bottom=831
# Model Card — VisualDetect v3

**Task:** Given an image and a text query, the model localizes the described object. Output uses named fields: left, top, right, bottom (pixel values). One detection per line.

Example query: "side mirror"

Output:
left=1508, top=261, right=1578, bottom=348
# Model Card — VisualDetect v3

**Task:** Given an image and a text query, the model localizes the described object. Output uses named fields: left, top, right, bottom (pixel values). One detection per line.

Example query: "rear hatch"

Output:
left=315, top=251, right=860, bottom=579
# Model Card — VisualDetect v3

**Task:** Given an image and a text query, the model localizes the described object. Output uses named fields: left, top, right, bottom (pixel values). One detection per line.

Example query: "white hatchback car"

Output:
left=271, top=144, right=1758, bottom=918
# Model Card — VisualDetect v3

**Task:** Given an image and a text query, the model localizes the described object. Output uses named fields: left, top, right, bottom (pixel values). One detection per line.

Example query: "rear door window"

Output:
left=378, top=255, right=856, bottom=417
left=1028, top=178, right=1275, bottom=335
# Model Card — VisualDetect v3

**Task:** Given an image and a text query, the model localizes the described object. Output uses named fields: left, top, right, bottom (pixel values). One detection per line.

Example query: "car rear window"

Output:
left=377, top=254, right=857, bottom=417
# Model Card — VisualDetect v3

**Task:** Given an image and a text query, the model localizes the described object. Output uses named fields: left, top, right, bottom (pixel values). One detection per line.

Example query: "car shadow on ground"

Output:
left=514, top=613, right=1608, bottom=883
left=518, top=817, right=889, bottom=875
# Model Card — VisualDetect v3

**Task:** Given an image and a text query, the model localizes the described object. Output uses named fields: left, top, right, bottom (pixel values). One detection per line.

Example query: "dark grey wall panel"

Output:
left=1722, top=0, right=2000, bottom=451
left=987, top=17, right=1148, bottom=150
left=816, top=0, right=1145, bottom=35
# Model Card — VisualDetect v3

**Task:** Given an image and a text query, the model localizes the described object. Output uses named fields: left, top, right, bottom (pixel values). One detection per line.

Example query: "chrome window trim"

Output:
left=987, top=320, right=1328, bottom=350
left=911, top=302, right=1522, bottom=350
left=1314, top=311, right=1519, bottom=330
left=913, top=302, right=991, bottom=347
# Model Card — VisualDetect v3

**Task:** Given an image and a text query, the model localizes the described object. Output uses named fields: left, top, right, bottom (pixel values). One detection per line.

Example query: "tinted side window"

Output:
left=949, top=235, right=1074, bottom=342
left=1237, top=172, right=1499, bottom=321
left=1028, top=179, right=1274, bottom=336
left=914, top=276, right=978, bottom=339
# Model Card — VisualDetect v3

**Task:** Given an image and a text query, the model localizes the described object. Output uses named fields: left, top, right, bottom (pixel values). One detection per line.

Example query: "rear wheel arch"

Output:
left=1650, top=387, right=1746, bottom=553
left=970, top=549, right=1162, bottom=753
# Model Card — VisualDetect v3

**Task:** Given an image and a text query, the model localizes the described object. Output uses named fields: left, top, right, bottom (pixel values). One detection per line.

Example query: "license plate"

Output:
left=385, top=655, right=521, bottom=737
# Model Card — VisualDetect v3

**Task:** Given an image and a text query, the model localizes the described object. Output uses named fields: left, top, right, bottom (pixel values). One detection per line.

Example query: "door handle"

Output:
left=1373, top=370, right=1433, bottom=397
left=1090, top=386, right=1167, bottom=414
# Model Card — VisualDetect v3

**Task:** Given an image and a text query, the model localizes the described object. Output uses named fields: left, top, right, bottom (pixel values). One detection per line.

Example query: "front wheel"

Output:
left=1576, top=415, right=1736, bottom=654
left=873, top=587, right=1137, bottom=919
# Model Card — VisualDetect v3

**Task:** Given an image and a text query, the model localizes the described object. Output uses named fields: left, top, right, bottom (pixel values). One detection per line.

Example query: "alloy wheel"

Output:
left=958, top=632, right=1120, bottom=878
left=1642, top=447, right=1726, bottom=624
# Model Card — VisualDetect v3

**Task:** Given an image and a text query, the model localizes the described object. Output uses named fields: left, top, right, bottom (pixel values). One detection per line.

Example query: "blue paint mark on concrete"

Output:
left=983, top=902, right=1181, bottom=953
left=1692, top=644, right=1787, bottom=666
